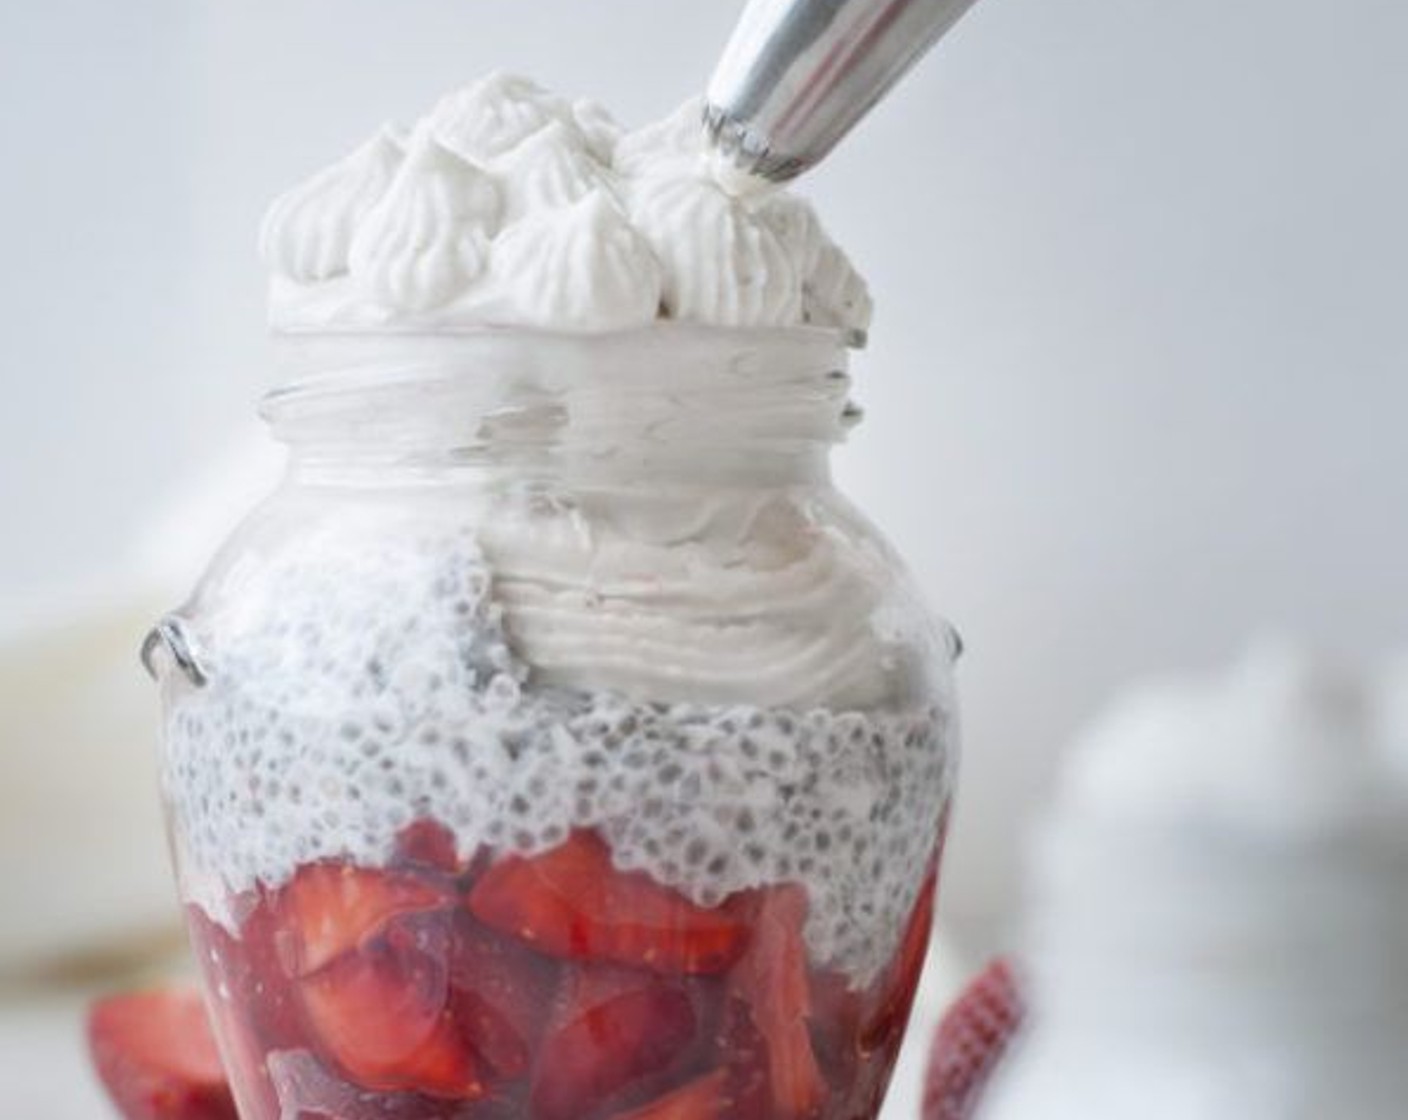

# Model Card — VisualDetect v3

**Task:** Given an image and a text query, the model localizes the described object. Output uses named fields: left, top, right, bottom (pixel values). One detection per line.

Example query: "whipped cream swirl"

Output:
left=263, top=73, right=871, bottom=336
left=479, top=488, right=904, bottom=710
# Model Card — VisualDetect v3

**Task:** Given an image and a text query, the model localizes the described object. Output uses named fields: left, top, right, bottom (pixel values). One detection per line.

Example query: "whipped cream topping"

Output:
left=262, top=73, right=871, bottom=336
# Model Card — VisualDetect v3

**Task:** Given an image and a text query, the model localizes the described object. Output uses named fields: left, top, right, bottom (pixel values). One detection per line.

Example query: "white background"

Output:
left=4, top=0, right=1407, bottom=962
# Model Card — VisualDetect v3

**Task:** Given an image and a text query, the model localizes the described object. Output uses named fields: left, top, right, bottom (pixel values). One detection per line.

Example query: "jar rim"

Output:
left=260, top=319, right=862, bottom=468
left=269, top=320, right=864, bottom=343
left=264, top=320, right=857, bottom=414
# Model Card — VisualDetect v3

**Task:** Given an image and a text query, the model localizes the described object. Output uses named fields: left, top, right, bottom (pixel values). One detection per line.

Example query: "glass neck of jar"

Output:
left=260, top=325, right=857, bottom=488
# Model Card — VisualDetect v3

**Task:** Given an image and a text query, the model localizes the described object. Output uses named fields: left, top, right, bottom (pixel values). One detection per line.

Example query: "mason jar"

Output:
left=145, top=324, right=960, bottom=1120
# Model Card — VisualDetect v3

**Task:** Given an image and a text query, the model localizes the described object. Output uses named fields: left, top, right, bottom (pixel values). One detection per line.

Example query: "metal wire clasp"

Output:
left=140, top=615, right=209, bottom=688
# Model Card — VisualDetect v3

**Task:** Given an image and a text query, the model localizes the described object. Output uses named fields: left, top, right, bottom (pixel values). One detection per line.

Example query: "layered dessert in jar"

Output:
left=150, top=73, right=959, bottom=1120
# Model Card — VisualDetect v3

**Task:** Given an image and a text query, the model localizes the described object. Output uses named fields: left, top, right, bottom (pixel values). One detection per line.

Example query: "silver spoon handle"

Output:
left=705, top=0, right=980, bottom=184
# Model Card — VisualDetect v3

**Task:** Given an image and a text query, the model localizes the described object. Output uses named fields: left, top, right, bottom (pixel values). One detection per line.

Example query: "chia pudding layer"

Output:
left=161, top=516, right=956, bottom=988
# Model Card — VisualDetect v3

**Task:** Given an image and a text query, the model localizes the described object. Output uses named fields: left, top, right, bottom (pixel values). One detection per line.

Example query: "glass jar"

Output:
left=146, top=324, right=960, bottom=1120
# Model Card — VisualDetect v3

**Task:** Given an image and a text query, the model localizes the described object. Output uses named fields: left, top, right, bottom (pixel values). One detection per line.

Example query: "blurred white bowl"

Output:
left=0, top=428, right=283, bottom=979
left=0, top=587, right=178, bottom=975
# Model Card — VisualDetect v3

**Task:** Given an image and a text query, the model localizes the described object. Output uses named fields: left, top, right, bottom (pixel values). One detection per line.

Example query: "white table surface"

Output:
left=0, top=992, right=111, bottom=1117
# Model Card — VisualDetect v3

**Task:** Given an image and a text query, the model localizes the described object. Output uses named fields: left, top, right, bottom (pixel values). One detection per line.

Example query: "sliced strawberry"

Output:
left=186, top=899, right=307, bottom=1119
left=266, top=1048, right=521, bottom=1120
left=728, top=885, right=827, bottom=1120
left=393, top=819, right=462, bottom=876
left=608, top=1069, right=730, bottom=1120
left=266, top=1048, right=447, bottom=1119
left=595, top=974, right=728, bottom=1118
left=806, top=967, right=863, bottom=1091
left=531, top=963, right=697, bottom=1120
left=714, top=994, right=773, bottom=1120
left=298, top=915, right=483, bottom=1100
left=445, top=911, right=557, bottom=1080
left=186, top=912, right=271, bottom=1119
left=862, top=870, right=937, bottom=1053
left=87, top=987, right=237, bottom=1120
left=468, top=832, right=748, bottom=974
left=274, top=862, right=450, bottom=977
left=922, top=958, right=1024, bottom=1120
left=236, top=892, right=307, bottom=1047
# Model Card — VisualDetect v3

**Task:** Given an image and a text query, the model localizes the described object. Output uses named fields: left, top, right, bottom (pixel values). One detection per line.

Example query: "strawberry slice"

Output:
left=275, top=862, right=450, bottom=977
left=298, top=915, right=483, bottom=1100
left=468, top=832, right=748, bottom=974
left=862, top=870, right=937, bottom=1053
left=393, top=819, right=462, bottom=876
left=531, top=963, right=697, bottom=1120
left=608, top=1069, right=730, bottom=1120
left=922, top=958, right=1024, bottom=1120
left=728, top=886, right=827, bottom=1120
left=445, top=911, right=557, bottom=1080
left=267, top=1048, right=450, bottom=1119
left=231, top=891, right=308, bottom=1049
left=186, top=906, right=285, bottom=1119
left=714, top=994, right=774, bottom=1120
left=87, top=987, right=237, bottom=1120
left=266, top=1048, right=521, bottom=1120
left=806, top=966, right=863, bottom=1091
